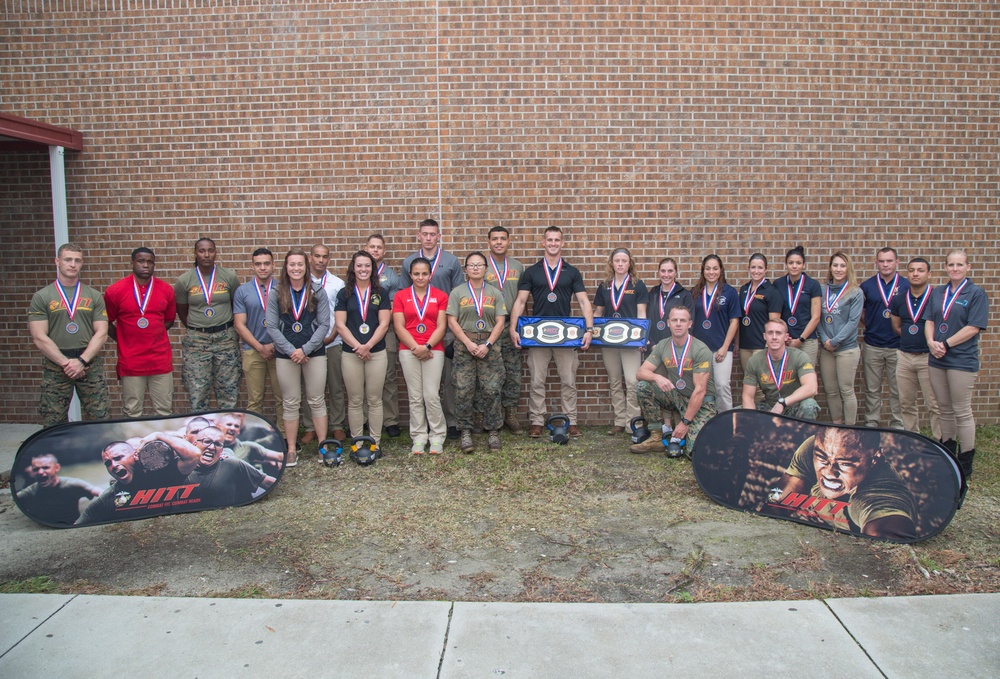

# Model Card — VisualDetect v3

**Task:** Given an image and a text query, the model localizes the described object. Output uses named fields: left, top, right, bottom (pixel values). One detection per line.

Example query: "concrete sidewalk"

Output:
left=1, top=593, right=996, bottom=678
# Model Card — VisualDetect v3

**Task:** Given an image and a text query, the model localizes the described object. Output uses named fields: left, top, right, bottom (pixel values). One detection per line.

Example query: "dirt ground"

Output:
left=2, top=426, right=998, bottom=602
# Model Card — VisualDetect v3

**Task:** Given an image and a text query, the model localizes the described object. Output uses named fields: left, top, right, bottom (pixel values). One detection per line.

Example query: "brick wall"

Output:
left=1, top=1, right=996, bottom=427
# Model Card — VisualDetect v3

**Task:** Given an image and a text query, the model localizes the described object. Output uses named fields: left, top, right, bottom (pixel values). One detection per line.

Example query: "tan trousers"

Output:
left=712, top=351, right=735, bottom=412
left=303, top=343, right=346, bottom=433
left=928, top=366, right=978, bottom=452
left=241, top=348, right=283, bottom=423
left=527, top=346, right=579, bottom=425
left=399, top=349, right=446, bottom=446
left=862, top=344, right=903, bottom=428
left=276, top=355, right=328, bottom=421
left=896, top=350, right=941, bottom=440
left=798, top=337, right=819, bottom=368
left=121, top=373, right=173, bottom=418
left=820, top=345, right=860, bottom=424
left=601, top=347, right=642, bottom=426
left=342, top=349, right=387, bottom=445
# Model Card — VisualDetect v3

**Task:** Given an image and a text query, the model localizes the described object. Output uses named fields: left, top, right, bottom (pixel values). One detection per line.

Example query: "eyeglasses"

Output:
left=197, top=439, right=223, bottom=448
left=465, top=263, right=486, bottom=269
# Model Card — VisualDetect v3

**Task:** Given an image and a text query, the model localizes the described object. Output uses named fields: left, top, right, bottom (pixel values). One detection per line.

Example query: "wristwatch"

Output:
left=78, top=356, right=91, bottom=369
left=484, top=341, right=493, bottom=349
left=681, top=417, right=692, bottom=426
left=585, top=327, right=595, bottom=334
left=777, top=396, right=786, bottom=407
left=425, top=343, right=432, bottom=351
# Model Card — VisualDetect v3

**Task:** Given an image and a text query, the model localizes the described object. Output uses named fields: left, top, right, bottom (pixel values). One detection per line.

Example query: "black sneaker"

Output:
left=447, top=425, right=461, bottom=440
left=385, top=425, right=401, bottom=438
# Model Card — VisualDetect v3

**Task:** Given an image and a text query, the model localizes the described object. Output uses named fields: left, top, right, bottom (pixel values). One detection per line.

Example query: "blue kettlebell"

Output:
left=318, top=438, right=344, bottom=467
left=629, top=416, right=651, bottom=444
left=546, top=414, right=571, bottom=445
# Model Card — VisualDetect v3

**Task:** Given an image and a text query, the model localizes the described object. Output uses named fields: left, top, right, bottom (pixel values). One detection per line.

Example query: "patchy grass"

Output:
left=0, top=576, right=58, bottom=593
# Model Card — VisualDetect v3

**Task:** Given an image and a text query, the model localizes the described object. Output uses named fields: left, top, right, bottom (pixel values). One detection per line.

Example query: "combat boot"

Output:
left=460, top=430, right=475, bottom=454
left=504, top=406, right=524, bottom=434
left=629, top=437, right=666, bottom=454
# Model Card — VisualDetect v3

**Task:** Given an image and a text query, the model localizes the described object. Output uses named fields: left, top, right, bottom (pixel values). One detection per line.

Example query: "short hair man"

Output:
left=772, top=427, right=917, bottom=539
left=301, top=243, right=347, bottom=443
left=233, top=248, right=284, bottom=424
left=859, top=247, right=908, bottom=428
left=400, top=219, right=466, bottom=438
left=485, top=226, right=527, bottom=434
left=15, top=453, right=101, bottom=525
left=509, top=226, right=594, bottom=438
left=28, top=243, right=110, bottom=426
left=741, top=319, right=820, bottom=420
left=629, top=306, right=717, bottom=455
left=890, top=257, right=942, bottom=440
left=209, top=411, right=284, bottom=472
left=103, top=247, right=177, bottom=417
left=364, top=233, right=404, bottom=438
left=183, top=425, right=276, bottom=507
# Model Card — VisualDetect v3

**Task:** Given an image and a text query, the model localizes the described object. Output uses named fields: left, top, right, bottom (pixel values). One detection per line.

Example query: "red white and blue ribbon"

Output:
left=489, top=255, right=508, bottom=287
left=544, top=258, right=563, bottom=294
left=671, top=335, right=691, bottom=381
left=659, top=282, right=677, bottom=320
left=254, top=279, right=273, bottom=312
left=941, top=278, right=969, bottom=321
left=133, top=277, right=153, bottom=317
left=878, top=273, right=899, bottom=310
left=354, top=284, right=371, bottom=322
left=825, top=284, right=849, bottom=313
left=467, top=282, right=485, bottom=319
left=701, top=283, right=718, bottom=318
left=767, top=351, right=788, bottom=392
left=743, top=281, right=762, bottom=317
left=411, top=285, right=431, bottom=322
left=906, top=288, right=930, bottom=323
left=610, top=275, right=630, bottom=315
left=785, top=275, right=803, bottom=317
left=290, top=286, right=307, bottom=323
left=55, top=280, right=81, bottom=320
left=196, top=266, right=216, bottom=306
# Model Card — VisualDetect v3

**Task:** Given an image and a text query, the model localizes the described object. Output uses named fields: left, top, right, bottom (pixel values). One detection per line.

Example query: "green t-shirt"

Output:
left=785, top=435, right=917, bottom=532
left=484, top=256, right=525, bottom=313
left=447, top=282, right=508, bottom=334
left=744, top=347, right=815, bottom=405
left=645, top=335, right=716, bottom=399
left=29, top=282, right=107, bottom=351
left=174, top=266, right=240, bottom=328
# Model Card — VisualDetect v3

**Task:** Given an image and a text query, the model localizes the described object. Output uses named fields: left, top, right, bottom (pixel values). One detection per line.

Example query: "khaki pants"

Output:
left=527, top=346, right=579, bottom=425
left=399, top=349, right=446, bottom=446
left=241, top=348, right=283, bottom=423
left=601, top=347, right=642, bottom=426
left=928, top=366, right=978, bottom=452
left=820, top=345, right=860, bottom=424
left=381, top=327, right=400, bottom=427
left=303, top=343, right=346, bottom=433
left=276, top=355, right=328, bottom=421
left=862, top=344, right=903, bottom=428
left=896, top=350, right=941, bottom=440
left=121, top=373, right=174, bottom=418
left=798, top=337, right=819, bottom=368
left=712, top=350, right=735, bottom=412
left=342, top=349, right=387, bottom=445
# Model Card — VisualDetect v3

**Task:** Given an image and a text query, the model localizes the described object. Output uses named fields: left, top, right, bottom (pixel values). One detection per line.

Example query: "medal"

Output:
left=262, top=319, right=267, bottom=327
left=877, top=273, right=899, bottom=319
left=544, top=258, right=563, bottom=305
left=742, top=280, right=763, bottom=320
left=609, top=274, right=630, bottom=317
left=656, top=321, right=666, bottom=331
left=416, top=323, right=427, bottom=334
left=204, top=307, right=215, bottom=318
left=767, top=350, right=788, bottom=394
left=659, top=283, right=676, bottom=325
left=137, top=317, right=149, bottom=329
left=612, top=312, right=622, bottom=318
left=742, top=317, right=751, bottom=327
left=489, top=255, right=509, bottom=287
left=196, top=266, right=217, bottom=315
left=290, top=285, right=307, bottom=332
left=55, top=279, right=82, bottom=329
left=671, top=335, right=692, bottom=391
left=785, top=275, right=804, bottom=322
left=476, top=319, right=487, bottom=330
left=908, top=324, right=919, bottom=335
left=825, top=314, right=833, bottom=324
left=411, top=285, right=431, bottom=336
left=906, top=288, right=930, bottom=326
left=359, top=323, right=371, bottom=335
left=66, top=322, right=79, bottom=334
left=788, top=316, right=797, bottom=326
left=939, top=323, right=948, bottom=333
left=133, top=277, right=154, bottom=328
left=292, top=322, right=303, bottom=333
left=675, top=379, right=687, bottom=391
left=467, top=281, right=487, bottom=330
left=355, top=284, right=371, bottom=334
left=882, top=309, right=892, bottom=319
left=702, top=320, right=712, bottom=330
left=546, top=292, right=557, bottom=303
left=939, top=278, right=968, bottom=335
left=700, top=283, right=717, bottom=329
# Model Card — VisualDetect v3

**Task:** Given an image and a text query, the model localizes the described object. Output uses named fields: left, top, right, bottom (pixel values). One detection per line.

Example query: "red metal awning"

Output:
left=0, top=111, right=83, bottom=152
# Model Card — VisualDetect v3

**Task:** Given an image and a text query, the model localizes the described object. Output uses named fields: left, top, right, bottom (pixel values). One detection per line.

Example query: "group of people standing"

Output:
left=29, top=230, right=988, bottom=485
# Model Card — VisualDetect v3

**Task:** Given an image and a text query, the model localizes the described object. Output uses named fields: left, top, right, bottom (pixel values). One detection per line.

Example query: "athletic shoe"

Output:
left=385, top=425, right=402, bottom=438
left=630, top=438, right=666, bottom=454
left=460, top=430, right=475, bottom=453
left=412, top=443, right=426, bottom=456
left=528, top=425, right=543, bottom=438
left=429, top=441, right=445, bottom=455
left=488, top=430, right=502, bottom=451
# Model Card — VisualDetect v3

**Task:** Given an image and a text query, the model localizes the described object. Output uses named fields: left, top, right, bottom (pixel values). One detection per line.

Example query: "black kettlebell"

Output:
left=546, top=414, right=570, bottom=445
left=666, top=436, right=687, bottom=459
left=318, top=438, right=344, bottom=467
left=629, top=416, right=651, bottom=444
left=349, top=435, right=381, bottom=466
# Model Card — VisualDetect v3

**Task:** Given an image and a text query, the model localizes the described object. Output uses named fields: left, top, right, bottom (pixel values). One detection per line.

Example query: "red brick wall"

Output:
left=2, top=1, right=996, bottom=426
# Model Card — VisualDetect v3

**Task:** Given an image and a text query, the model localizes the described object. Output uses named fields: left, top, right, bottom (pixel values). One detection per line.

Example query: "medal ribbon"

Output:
left=610, top=274, right=630, bottom=314
left=785, top=275, right=803, bottom=317
left=196, top=266, right=216, bottom=307
left=671, top=335, right=692, bottom=382
left=133, top=277, right=153, bottom=317
left=825, top=284, right=849, bottom=313
left=254, top=279, right=272, bottom=313
left=411, top=285, right=431, bottom=322
left=878, top=273, right=899, bottom=310
left=659, top=283, right=676, bottom=320
left=701, top=283, right=718, bottom=319
left=468, top=282, right=485, bottom=319
left=355, top=284, right=371, bottom=323
left=377, top=262, right=385, bottom=278
left=55, top=281, right=82, bottom=320
left=290, top=286, right=307, bottom=322
left=544, top=258, right=563, bottom=294
left=941, top=278, right=969, bottom=321
left=489, top=255, right=508, bottom=287
left=906, top=288, right=930, bottom=323
left=767, top=351, right=788, bottom=392
left=743, top=281, right=762, bottom=317
left=427, top=248, right=441, bottom=279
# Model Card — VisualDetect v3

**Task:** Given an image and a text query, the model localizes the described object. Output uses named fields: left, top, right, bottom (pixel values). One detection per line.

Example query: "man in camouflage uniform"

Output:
left=630, top=305, right=717, bottom=456
left=28, top=243, right=110, bottom=426
left=742, top=318, right=820, bottom=420
left=365, top=233, right=404, bottom=437
left=483, top=226, right=526, bottom=434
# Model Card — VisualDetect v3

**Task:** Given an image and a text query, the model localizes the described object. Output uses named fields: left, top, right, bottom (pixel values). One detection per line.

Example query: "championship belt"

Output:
left=516, top=317, right=585, bottom=347
left=591, top=318, right=648, bottom=347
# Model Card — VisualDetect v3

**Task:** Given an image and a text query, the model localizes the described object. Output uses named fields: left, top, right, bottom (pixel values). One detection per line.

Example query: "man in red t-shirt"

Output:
left=104, top=248, right=177, bottom=417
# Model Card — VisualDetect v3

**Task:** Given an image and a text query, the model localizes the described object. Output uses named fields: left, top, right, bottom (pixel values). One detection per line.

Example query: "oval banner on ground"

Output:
left=691, top=409, right=962, bottom=544
left=10, top=410, right=286, bottom=528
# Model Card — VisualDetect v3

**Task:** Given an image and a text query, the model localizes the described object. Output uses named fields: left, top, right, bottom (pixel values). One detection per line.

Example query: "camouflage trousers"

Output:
left=636, top=380, right=717, bottom=449
left=40, top=355, right=110, bottom=427
left=499, top=332, right=524, bottom=408
left=181, top=326, right=241, bottom=412
left=757, top=397, right=820, bottom=421
left=453, top=341, right=505, bottom=431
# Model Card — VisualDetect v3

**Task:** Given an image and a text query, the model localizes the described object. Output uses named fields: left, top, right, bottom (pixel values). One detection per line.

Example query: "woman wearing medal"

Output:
left=394, top=258, right=449, bottom=455
left=817, top=252, right=864, bottom=424
left=594, top=248, right=648, bottom=435
left=737, top=253, right=784, bottom=377
left=926, top=250, right=990, bottom=484
left=774, top=245, right=823, bottom=367
left=335, top=251, right=392, bottom=452
left=174, top=237, right=242, bottom=412
left=645, top=258, right=695, bottom=352
left=266, top=249, right=331, bottom=466
left=447, top=252, right=508, bottom=452
left=691, top=254, right=741, bottom=411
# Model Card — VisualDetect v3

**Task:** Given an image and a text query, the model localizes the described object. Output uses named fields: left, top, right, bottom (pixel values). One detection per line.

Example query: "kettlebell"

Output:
left=318, top=438, right=344, bottom=467
left=546, top=414, right=571, bottom=445
left=629, top=416, right=651, bottom=444
left=665, top=436, right=687, bottom=459
left=349, top=435, right=381, bottom=466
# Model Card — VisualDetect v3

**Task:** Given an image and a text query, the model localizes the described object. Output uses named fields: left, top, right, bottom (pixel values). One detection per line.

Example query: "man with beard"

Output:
left=16, top=453, right=101, bottom=525
left=770, top=426, right=917, bottom=539
left=209, top=412, right=284, bottom=471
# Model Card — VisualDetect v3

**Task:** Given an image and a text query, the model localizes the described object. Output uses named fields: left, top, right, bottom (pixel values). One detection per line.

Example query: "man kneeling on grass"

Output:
left=741, top=318, right=820, bottom=420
